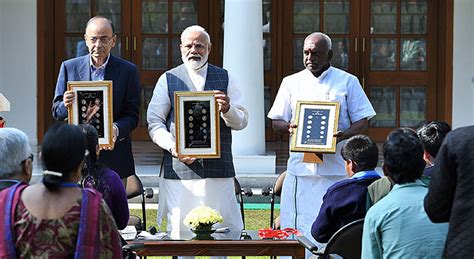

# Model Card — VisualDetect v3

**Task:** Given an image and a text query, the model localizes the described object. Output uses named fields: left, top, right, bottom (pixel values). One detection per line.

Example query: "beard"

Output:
left=182, top=52, right=209, bottom=71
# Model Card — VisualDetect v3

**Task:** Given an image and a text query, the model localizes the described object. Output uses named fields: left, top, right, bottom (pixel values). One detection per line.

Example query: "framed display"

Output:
left=174, top=91, right=220, bottom=158
left=290, top=101, right=340, bottom=153
left=67, top=81, right=114, bottom=149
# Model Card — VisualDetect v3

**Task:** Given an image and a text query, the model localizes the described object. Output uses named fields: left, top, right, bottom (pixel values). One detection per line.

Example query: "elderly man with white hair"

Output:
left=0, top=128, right=33, bottom=190
left=147, top=25, right=248, bottom=234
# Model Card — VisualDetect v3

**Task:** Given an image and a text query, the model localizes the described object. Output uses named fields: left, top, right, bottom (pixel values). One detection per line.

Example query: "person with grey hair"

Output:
left=0, top=127, right=33, bottom=190
left=147, top=25, right=248, bottom=234
left=52, top=16, right=140, bottom=186
left=267, top=32, right=375, bottom=252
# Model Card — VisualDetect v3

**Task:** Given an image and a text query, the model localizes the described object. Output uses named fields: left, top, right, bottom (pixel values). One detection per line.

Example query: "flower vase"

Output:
left=191, top=224, right=216, bottom=240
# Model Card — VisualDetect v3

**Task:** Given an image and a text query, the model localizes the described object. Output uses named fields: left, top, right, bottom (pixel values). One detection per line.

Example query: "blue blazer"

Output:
left=52, top=54, right=140, bottom=178
left=311, top=175, right=380, bottom=243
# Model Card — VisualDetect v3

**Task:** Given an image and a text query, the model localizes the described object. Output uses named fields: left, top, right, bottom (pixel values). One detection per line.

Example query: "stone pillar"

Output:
left=223, top=0, right=275, bottom=174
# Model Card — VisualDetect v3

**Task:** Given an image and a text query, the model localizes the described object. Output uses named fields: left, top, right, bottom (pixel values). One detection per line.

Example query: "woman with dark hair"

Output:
left=79, top=123, right=129, bottom=229
left=0, top=123, right=122, bottom=258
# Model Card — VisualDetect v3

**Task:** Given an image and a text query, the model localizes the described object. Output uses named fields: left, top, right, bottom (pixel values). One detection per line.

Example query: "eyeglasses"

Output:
left=21, top=153, right=34, bottom=165
left=86, top=36, right=114, bottom=46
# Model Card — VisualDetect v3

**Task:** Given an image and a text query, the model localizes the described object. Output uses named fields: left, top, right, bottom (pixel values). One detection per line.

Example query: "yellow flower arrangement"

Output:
left=183, top=206, right=224, bottom=230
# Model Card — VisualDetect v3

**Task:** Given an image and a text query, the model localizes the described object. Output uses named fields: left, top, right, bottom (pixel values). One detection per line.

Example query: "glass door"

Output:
left=362, top=0, right=437, bottom=141
left=131, top=0, right=203, bottom=139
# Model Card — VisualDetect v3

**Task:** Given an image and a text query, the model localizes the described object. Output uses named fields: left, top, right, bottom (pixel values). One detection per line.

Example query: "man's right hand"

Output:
left=171, top=148, right=196, bottom=165
left=63, top=90, right=75, bottom=108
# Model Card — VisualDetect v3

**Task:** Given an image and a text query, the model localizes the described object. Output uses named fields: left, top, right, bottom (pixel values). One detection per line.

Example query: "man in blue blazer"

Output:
left=52, top=16, right=140, bottom=182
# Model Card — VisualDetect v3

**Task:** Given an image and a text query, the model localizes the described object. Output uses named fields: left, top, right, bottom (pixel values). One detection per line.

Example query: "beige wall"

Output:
left=452, top=0, right=474, bottom=128
left=0, top=0, right=37, bottom=145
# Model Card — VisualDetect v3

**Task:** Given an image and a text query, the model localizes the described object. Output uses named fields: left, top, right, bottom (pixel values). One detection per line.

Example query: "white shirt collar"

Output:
left=185, top=63, right=208, bottom=90
left=89, top=53, right=111, bottom=70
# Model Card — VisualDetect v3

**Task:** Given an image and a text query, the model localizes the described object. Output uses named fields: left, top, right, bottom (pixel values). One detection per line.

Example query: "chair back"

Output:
left=273, top=171, right=286, bottom=197
left=126, top=174, right=144, bottom=199
left=323, top=218, right=364, bottom=259
left=126, top=175, right=146, bottom=231
left=233, top=177, right=246, bottom=228
left=270, top=171, right=287, bottom=229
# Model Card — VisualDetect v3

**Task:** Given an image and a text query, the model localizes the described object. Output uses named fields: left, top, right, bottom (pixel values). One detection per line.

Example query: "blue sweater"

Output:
left=311, top=171, right=380, bottom=243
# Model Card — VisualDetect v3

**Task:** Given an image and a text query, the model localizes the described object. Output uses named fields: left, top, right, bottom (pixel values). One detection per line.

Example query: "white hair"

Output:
left=305, top=32, right=332, bottom=49
left=0, top=128, right=31, bottom=178
left=181, top=25, right=211, bottom=44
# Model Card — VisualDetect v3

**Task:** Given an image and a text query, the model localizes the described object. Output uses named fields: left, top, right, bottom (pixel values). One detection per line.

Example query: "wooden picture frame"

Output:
left=67, top=81, right=114, bottom=149
left=290, top=101, right=340, bottom=153
left=174, top=91, right=220, bottom=158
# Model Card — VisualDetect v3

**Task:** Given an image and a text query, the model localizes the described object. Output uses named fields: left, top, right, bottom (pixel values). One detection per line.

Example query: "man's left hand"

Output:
left=101, top=124, right=118, bottom=151
left=333, top=131, right=346, bottom=143
left=214, top=90, right=230, bottom=113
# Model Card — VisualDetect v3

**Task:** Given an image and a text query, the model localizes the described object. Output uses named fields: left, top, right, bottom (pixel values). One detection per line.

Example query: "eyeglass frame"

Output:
left=84, top=34, right=116, bottom=46
left=21, top=153, right=34, bottom=165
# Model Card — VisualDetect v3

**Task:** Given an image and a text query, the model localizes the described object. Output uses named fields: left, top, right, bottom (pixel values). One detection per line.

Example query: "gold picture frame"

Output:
left=290, top=101, right=340, bottom=153
left=67, top=81, right=114, bottom=149
left=174, top=91, right=220, bottom=158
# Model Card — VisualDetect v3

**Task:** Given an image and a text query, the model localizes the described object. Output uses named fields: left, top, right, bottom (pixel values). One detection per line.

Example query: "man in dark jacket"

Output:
left=424, top=125, right=474, bottom=258
left=311, top=135, right=380, bottom=242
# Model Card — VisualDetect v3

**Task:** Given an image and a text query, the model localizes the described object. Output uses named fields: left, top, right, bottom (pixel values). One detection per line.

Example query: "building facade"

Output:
left=0, top=0, right=472, bottom=153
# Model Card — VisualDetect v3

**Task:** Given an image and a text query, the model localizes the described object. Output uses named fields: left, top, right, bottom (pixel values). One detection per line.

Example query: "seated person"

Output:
left=416, top=120, right=451, bottom=177
left=0, top=123, right=121, bottom=257
left=79, top=123, right=129, bottom=230
left=0, top=128, right=33, bottom=190
left=311, top=135, right=380, bottom=243
left=366, top=127, right=418, bottom=206
left=367, top=122, right=451, bottom=207
left=362, top=130, right=448, bottom=258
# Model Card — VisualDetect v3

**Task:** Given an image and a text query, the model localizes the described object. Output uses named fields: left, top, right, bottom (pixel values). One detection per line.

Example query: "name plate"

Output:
left=290, top=101, right=340, bottom=154
left=174, top=91, right=220, bottom=158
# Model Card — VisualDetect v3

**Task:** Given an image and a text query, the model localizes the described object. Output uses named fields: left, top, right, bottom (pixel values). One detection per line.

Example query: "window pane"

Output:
left=263, top=0, right=271, bottom=32
left=172, top=37, right=182, bottom=67
left=400, top=86, right=426, bottom=127
left=370, top=38, right=397, bottom=71
left=324, top=0, right=349, bottom=34
left=142, top=0, right=168, bottom=34
left=140, top=87, right=154, bottom=127
left=371, top=0, right=397, bottom=34
left=331, top=38, right=349, bottom=70
left=293, top=38, right=305, bottom=71
left=264, top=37, right=271, bottom=71
left=401, top=0, right=427, bottom=34
left=172, top=1, right=197, bottom=33
left=142, top=37, right=168, bottom=70
left=65, top=37, right=88, bottom=59
left=111, top=37, right=121, bottom=57
left=66, top=0, right=91, bottom=33
left=97, top=0, right=121, bottom=33
left=401, top=38, right=426, bottom=71
left=369, top=86, right=396, bottom=128
left=264, top=85, right=271, bottom=128
left=294, top=0, right=320, bottom=33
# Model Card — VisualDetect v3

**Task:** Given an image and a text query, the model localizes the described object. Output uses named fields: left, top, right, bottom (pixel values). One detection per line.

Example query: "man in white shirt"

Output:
left=267, top=32, right=375, bottom=250
left=147, top=25, right=248, bottom=235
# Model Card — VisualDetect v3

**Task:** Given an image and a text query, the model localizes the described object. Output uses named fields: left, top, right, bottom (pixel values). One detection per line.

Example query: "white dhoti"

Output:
left=157, top=175, right=243, bottom=237
left=280, top=173, right=346, bottom=258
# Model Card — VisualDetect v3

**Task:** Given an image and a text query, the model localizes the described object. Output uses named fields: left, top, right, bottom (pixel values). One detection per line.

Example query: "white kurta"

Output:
left=267, top=66, right=376, bottom=248
left=147, top=63, right=248, bottom=234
